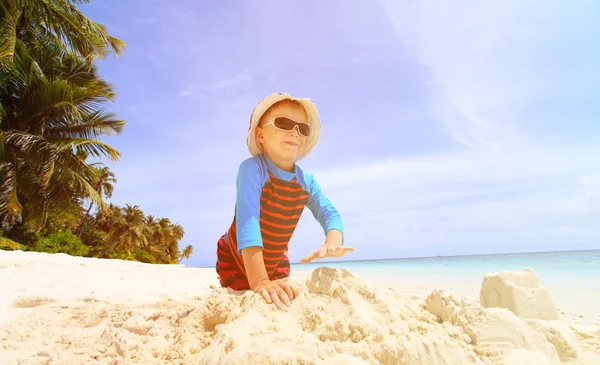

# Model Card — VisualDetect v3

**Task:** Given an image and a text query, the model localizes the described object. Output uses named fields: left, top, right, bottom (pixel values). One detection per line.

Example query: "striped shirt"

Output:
left=216, top=154, right=343, bottom=289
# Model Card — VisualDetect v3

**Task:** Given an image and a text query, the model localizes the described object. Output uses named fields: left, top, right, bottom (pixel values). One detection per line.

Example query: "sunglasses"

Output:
left=262, top=117, right=311, bottom=137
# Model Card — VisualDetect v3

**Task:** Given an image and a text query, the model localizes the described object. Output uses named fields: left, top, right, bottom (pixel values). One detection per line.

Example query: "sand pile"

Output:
left=1, top=253, right=599, bottom=365
left=426, top=291, right=595, bottom=364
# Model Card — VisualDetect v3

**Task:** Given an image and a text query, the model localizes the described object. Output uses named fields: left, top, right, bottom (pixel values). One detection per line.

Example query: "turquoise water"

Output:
left=291, top=250, right=600, bottom=289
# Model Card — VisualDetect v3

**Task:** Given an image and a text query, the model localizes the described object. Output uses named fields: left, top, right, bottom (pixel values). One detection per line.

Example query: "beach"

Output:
left=1, top=250, right=599, bottom=364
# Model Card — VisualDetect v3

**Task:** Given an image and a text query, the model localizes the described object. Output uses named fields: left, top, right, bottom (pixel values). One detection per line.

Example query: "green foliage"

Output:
left=1, top=0, right=125, bottom=231
left=0, top=229, right=21, bottom=249
left=107, top=250, right=134, bottom=261
left=30, top=230, right=89, bottom=256
left=134, top=249, right=158, bottom=264
left=2, top=224, right=39, bottom=247
left=0, top=237, right=21, bottom=250
left=78, top=222, right=107, bottom=256
left=0, top=1, right=188, bottom=265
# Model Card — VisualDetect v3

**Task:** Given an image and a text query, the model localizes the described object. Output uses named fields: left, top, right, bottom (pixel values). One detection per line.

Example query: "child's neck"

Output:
left=265, top=154, right=295, bottom=173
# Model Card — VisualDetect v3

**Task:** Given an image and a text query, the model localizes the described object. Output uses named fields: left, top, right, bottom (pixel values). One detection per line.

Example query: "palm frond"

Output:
left=1, top=42, right=33, bottom=101
left=21, top=0, right=125, bottom=60
left=25, top=79, right=83, bottom=127
left=46, top=111, right=125, bottom=139
left=50, top=137, right=121, bottom=161
left=0, top=1, right=21, bottom=62
left=0, top=236, right=21, bottom=250
left=41, top=173, right=85, bottom=224
left=4, top=130, right=55, bottom=178
left=24, top=78, right=118, bottom=133
left=51, top=150, right=107, bottom=211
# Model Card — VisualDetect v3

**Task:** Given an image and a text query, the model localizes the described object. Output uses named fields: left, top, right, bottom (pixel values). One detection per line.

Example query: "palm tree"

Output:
left=137, top=215, right=185, bottom=264
left=167, top=223, right=185, bottom=263
left=146, top=217, right=171, bottom=263
left=178, top=245, right=193, bottom=264
left=0, top=25, right=124, bottom=230
left=99, top=204, right=150, bottom=258
left=94, top=202, right=120, bottom=232
left=77, top=164, right=116, bottom=236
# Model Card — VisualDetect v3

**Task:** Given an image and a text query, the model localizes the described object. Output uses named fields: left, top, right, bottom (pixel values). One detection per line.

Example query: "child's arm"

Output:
left=302, top=175, right=354, bottom=263
left=324, top=228, right=343, bottom=247
left=235, top=159, right=293, bottom=307
left=235, top=159, right=264, bottom=256
left=242, top=246, right=293, bottom=308
left=241, top=246, right=269, bottom=288
left=306, top=176, right=344, bottom=242
left=235, top=159, right=269, bottom=285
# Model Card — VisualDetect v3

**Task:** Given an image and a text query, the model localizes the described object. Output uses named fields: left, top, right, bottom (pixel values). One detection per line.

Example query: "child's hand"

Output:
left=253, top=278, right=295, bottom=309
left=299, top=244, right=355, bottom=264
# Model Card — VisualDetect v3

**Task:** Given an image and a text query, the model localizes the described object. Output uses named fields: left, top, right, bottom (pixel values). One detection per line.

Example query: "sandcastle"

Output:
left=479, top=268, right=559, bottom=320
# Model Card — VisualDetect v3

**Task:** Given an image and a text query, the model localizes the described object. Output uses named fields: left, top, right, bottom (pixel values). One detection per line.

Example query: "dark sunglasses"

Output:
left=263, top=117, right=311, bottom=137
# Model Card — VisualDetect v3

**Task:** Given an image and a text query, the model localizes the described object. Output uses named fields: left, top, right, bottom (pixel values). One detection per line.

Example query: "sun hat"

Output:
left=246, top=93, right=321, bottom=160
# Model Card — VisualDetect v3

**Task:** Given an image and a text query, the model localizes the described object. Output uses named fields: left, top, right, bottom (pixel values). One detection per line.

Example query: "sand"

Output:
left=0, top=250, right=598, bottom=365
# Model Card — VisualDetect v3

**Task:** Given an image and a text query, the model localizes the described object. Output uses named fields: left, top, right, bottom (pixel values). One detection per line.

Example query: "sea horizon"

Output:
left=188, top=247, right=600, bottom=268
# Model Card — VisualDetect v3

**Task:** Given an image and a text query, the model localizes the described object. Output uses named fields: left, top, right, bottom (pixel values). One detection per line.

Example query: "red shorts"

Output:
left=215, top=235, right=290, bottom=290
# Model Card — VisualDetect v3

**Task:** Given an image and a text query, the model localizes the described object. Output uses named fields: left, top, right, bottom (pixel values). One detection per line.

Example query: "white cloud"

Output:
left=179, top=85, right=199, bottom=97
left=312, top=146, right=599, bottom=191
left=381, top=0, right=594, bottom=149
left=281, top=0, right=598, bottom=259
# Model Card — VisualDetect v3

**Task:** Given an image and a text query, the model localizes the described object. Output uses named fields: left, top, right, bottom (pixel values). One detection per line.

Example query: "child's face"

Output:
left=256, top=102, right=308, bottom=163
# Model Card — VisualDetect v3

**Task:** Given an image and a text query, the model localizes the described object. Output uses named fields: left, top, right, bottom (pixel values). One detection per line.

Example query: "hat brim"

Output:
left=247, top=93, right=320, bottom=160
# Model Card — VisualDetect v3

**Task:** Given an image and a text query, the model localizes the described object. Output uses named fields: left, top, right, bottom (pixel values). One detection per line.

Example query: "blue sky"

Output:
left=82, top=0, right=600, bottom=267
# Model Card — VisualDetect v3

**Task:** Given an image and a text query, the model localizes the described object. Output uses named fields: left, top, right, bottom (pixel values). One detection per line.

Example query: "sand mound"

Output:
left=11, top=295, right=58, bottom=308
left=175, top=268, right=481, bottom=364
left=480, top=268, right=559, bottom=320
left=425, top=289, right=598, bottom=364
left=1, top=263, right=599, bottom=365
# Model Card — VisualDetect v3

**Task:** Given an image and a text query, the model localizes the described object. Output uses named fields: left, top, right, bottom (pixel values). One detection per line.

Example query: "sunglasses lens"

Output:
left=274, top=117, right=310, bottom=136
left=298, top=124, right=310, bottom=136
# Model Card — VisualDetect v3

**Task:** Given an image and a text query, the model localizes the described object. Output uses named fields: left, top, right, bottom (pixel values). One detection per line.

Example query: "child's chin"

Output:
left=281, top=153, right=300, bottom=162
left=281, top=146, right=300, bottom=155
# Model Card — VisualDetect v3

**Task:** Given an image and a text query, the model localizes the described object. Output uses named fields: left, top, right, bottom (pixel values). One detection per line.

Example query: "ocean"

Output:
left=290, top=249, right=600, bottom=289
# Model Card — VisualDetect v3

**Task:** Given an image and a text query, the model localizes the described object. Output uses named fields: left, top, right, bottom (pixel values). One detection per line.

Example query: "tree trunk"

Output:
left=78, top=180, right=102, bottom=237
left=77, top=201, right=94, bottom=237
left=98, top=235, right=118, bottom=258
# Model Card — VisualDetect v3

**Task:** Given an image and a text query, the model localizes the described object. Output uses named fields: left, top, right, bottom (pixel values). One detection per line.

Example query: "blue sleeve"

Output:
left=306, top=175, right=344, bottom=242
left=235, top=159, right=264, bottom=253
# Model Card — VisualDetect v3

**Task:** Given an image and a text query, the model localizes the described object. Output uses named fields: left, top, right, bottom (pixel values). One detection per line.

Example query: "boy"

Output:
left=215, top=93, right=354, bottom=309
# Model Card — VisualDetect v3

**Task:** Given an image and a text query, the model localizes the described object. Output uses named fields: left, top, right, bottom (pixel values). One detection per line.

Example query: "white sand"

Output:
left=0, top=250, right=598, bottom=365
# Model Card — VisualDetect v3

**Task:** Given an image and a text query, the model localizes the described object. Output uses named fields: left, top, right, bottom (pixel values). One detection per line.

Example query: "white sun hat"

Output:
left=246, top=93, right=321, bottom=160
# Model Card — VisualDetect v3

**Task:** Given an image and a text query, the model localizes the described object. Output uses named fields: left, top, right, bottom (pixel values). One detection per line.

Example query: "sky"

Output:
left=81, top=0, right=600, bottom=267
